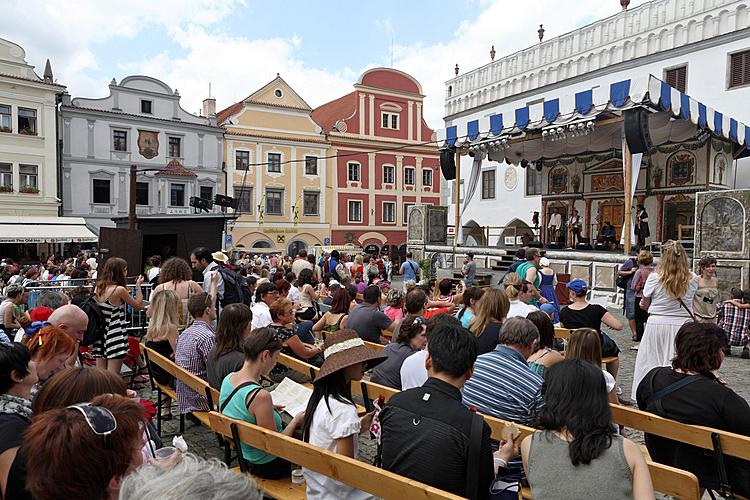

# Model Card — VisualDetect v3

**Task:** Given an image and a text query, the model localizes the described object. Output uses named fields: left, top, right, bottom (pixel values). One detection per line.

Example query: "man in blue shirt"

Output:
left=462, top=317, right=544, bottom=425
left=399, top=251, right=419, bottom=290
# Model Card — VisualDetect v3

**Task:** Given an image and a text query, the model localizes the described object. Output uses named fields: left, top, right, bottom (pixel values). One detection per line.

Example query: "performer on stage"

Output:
left=636, top=204, right=650, bottom=247
left=547, top=207, right=562, bottom=244
left=597, top=220, right=617, bottom=248
left=567, top=209, right=582, bottom=246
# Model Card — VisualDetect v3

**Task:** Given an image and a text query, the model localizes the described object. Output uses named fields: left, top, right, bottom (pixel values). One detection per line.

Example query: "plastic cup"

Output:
left=291, top=468, right=305, bottom=484
left=154, top=446, right=177, bottom=460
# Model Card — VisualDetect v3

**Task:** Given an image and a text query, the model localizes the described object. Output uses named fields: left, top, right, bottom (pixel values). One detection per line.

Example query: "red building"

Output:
left=311, top=68, right=440, bottom=259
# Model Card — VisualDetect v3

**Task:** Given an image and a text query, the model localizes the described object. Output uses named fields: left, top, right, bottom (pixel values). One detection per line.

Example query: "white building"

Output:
left=0, top=38, right=96, bottom=259
left=443, top=0, right=750, bottom=245
left=61, top=75, right=224, bottom=233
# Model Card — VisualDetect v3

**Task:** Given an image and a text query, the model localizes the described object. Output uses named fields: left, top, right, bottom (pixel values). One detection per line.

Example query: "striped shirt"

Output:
left=462, top=345, right=544, bottom=425
left=174, top=320, right=216, bottom=414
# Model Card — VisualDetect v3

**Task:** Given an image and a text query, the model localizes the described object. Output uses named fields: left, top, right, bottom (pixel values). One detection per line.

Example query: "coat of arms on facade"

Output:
left=138, top=130, right=159, bottom=159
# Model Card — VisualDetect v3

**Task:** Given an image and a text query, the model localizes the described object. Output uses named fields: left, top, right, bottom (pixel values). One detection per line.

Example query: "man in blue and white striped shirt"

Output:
left=462, top=317, right=545, bottom=425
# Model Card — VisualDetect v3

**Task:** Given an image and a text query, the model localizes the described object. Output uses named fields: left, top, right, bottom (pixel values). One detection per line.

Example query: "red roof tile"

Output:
left=216, top=99, right=247, bottom=124
left=311, top=92, right=356, bottom=132
left=156, top=159, right=197, bottom=177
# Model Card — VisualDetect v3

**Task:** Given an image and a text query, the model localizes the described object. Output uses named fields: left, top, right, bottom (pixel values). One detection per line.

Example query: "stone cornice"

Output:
left=445, top=0, right=750, bottom=118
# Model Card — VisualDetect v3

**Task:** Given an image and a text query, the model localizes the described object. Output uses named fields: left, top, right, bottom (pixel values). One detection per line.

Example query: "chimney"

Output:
left=202, top=97, right=216, bottom=117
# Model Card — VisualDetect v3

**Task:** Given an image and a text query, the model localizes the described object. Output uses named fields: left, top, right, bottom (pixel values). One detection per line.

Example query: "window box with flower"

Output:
left=0, top=126, right=11, bottom=134
left=19, top=185, right=39, bottom=194
left=0, top=185, right=12, bottom=193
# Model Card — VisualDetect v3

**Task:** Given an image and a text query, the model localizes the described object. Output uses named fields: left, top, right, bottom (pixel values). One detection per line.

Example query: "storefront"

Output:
left=0, top=217, right=97, bottom=261
left=231, top=223, right=328, bottom=256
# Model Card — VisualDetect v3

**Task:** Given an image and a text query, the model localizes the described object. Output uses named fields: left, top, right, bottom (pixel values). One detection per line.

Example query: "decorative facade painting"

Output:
left=137, top=130, right=159, bottom=159
left=713, top=154, right=727, bottom=185
left=591, top=173, right=624, bottom=192
left=700, top=197, right=744, bottom=253
left=549, top=167, right=568, bottom=194
left=667, top=150, right=695, bottom=186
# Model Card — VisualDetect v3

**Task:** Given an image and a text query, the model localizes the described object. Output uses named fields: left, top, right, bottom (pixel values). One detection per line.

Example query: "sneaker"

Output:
left=630, top=343, right=640, bottom=351
left=742, top=347, right=750, bottom=359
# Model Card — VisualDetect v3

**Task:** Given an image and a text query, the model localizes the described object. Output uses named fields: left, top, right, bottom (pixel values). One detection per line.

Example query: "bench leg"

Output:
left=156, top=389, right=162, bottom=437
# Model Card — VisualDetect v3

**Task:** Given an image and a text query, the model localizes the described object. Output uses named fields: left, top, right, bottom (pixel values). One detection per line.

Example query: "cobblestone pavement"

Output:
left=137, top=292, right=750, bottom=492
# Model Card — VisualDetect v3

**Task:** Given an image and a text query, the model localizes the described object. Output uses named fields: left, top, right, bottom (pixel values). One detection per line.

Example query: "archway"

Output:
left=287, top=239, right=307, bottom=257
left=499, top=218, right=534, bottom=247
left=462, top=220, right=486, bottom=246
left=252, top=240, right=272, bottom=249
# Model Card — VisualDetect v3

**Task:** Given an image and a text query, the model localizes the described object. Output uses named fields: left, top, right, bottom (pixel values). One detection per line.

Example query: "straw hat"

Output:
left=211, top=251, right=228, bottom=264
left=315, top=329, right=386, bottom=382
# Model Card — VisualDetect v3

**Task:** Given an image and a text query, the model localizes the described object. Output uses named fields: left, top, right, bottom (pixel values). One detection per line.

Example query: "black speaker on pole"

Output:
left=440, top=147, right=456, bottom=180
left=623, top=108, right=652, bottom=154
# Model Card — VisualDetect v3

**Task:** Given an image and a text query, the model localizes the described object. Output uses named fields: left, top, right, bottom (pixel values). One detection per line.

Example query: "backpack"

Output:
left=79, top=294, right=107, bottom=347
left=616, top=258, right=637, bottom=289
left=216, top=267, right=253, bottom=307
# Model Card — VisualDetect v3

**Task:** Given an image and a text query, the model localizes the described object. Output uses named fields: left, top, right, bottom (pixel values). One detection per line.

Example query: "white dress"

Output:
left=303, top=397, right=377, bottom=500
left=631, top=272, right=699, bottom=399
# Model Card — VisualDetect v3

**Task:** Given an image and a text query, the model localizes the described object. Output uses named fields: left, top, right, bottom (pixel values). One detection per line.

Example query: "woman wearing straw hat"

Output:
left=301, top=329, right=386, bottom=499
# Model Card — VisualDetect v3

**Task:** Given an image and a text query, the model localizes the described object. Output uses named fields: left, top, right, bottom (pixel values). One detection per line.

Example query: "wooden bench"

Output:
left=140, top=343, right=180, bottom=436
left=554, top=327, right=618, bottom=364
left=208, top=411, right=464, bottom=500
left=363, top=340, right=385, bottom=352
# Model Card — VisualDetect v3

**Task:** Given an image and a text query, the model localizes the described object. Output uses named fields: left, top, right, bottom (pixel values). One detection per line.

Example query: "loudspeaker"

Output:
left=547, top=242, right=564, bottom=250
left=575, top=243, right=594, bottom=251
left=624, top=108, right=652, bottom=154
left=440, top=147, right=456, bottom=180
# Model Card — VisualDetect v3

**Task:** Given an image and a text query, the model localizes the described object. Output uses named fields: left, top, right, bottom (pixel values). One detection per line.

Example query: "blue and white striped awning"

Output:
left=437, top=74, right=749, bottom=152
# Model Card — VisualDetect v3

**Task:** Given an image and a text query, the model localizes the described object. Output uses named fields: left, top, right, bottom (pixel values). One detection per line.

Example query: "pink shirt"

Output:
left=384, top=306, right=404, bottom=323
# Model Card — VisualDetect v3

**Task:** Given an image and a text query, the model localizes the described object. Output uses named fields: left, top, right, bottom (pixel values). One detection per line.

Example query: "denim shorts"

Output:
left=624, top=287, right=635, bottom=320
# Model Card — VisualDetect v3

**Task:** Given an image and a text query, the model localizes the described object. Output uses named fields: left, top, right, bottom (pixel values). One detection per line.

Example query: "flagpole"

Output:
left=624, top=141, right=633, bottom=255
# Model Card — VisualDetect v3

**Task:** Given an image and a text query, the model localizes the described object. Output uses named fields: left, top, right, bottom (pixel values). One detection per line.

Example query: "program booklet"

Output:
left=271, top=377, right=313, bottom=416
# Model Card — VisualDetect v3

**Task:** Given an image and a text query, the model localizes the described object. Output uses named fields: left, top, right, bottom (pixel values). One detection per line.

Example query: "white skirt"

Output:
left=631, top=315, right=691, bottom=400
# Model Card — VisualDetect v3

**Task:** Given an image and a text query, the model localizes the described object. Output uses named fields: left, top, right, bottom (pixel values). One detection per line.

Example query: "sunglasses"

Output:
left=67, top=403, right=117, bottom=446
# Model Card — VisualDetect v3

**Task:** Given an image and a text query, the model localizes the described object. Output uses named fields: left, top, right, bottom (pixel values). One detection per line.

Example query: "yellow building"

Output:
left=217, top=75, right=331, bottom=254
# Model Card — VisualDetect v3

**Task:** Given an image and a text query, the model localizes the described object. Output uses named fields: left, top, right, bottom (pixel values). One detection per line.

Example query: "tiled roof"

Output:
left=311, top=92, right=356, bottom=132
left=156, top=159, right=197, bottom=177
left=224, top=129, right=328, bottom=145
left=0, top=72, right=65, bottom=89
left=216, top=97, right=312, bottom=125
left=62, top=105, right=222, bottom=130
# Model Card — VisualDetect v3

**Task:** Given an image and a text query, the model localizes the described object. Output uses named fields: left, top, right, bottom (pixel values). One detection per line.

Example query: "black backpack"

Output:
left=217, top=267, right=253, bottom=308
left=79, top=294, right=107, bottom=347
left=616, top=258, right=637, bottom=289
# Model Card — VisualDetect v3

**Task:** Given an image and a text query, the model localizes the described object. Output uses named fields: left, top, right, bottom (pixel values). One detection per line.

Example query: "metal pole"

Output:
left=129, top=164, right=136, bottom=231
left=624, top=142, right=632, bottom=255
left=454, top=149, right=461, bottom=243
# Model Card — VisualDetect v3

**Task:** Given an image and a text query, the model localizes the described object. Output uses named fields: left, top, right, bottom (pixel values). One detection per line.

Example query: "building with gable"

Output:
left=60, top=75, right=224, bottom=233
left=312, top=68, right=440, bottom=259
left=0, top=37, right=96, bottom=259
left=217, top=75, right=330, bottom=255
left=441, top=0, right=750, bottom=247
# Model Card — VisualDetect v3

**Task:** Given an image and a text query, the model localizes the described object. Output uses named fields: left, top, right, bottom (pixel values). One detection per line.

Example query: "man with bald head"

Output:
left=48, top=304, right=89, bottom=342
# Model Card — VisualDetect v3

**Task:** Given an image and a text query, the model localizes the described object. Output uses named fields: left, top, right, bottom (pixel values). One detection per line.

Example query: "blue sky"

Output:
left=2, top=0, right=647, bottom=125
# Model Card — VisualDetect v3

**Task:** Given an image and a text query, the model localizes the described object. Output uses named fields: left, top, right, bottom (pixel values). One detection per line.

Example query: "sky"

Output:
left=2, top=0, right=648, bottom=127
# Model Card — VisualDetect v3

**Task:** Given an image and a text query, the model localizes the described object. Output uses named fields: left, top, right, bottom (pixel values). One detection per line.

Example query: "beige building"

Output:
left=217, top=75, right=331, bottom=255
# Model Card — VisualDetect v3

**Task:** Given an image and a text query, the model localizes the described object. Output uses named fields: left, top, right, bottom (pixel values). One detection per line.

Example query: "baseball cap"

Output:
left=566, top=279, right=588, bottom=294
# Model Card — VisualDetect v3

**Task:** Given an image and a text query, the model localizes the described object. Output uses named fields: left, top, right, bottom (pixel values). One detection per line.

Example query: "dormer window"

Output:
left=140, top=100, right=153, bottom=114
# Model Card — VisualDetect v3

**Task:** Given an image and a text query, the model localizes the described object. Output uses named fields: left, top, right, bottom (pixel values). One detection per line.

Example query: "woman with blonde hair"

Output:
left=145, top=289, right=180, bottom=419
left=503, top=273, right=536, bottom=318
left=566, top=328, right=618, bottom=404
left=631, top=240, right=699, bottom=398
left=471, top=288, right=510, bottom=355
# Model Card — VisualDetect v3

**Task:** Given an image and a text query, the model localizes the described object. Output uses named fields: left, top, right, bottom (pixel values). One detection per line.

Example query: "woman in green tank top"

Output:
left=219, top=327, right=305, bottom=479
left=520, top=360, right=655, bottom=499
left=312, top=287, right=350, bottom=339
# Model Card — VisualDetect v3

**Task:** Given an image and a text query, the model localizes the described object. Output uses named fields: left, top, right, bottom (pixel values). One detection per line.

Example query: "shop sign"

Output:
left=262, top=228, right=298, bottom=234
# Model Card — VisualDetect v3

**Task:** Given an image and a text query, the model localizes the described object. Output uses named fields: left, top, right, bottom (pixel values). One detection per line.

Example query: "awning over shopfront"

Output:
left=437, top=74, right=749, bottom=161
left=0, top=217, right=98, bottom=244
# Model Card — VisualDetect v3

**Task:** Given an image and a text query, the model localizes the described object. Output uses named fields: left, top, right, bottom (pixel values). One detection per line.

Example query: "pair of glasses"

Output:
left=67, top=403, right=117, bottom=446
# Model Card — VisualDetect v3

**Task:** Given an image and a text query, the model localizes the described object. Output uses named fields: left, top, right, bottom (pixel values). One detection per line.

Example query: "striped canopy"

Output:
left=437, top=74, right=749, bottom=156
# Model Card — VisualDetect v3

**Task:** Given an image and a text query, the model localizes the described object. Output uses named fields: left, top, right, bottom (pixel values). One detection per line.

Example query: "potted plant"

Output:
left=0, top=126, right=11, bottom=133
left=0, top=185, right=12, bottom=193
left=19, top=185, right=39, bottom=194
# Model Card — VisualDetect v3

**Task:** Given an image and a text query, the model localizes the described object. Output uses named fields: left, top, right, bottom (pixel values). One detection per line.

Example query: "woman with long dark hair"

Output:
left=526, top=310, right=564, bottom=378
left=295, top=268, right=319, bottom=321
left=312, top=287, right=350, bottom=338
left=207, top=303, right=252, bottom=388
left=470, top=288, right=509, bottom=355
left=521, top=360, right=653, bottom=499
left=301, top=330, right=384, bottom=499
left=456, top=286, right=484, bottom=329
left=93, top=257, right=144, bottom=375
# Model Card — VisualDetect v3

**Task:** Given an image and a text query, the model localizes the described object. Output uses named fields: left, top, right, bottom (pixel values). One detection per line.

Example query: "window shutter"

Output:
left=665, top=66, right=686, bottom=92
left=730, top=51, right=750, bottom=88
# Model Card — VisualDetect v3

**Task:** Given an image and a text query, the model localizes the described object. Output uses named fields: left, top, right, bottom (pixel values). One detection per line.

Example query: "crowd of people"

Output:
left=0, top=239, right=748, bottom=499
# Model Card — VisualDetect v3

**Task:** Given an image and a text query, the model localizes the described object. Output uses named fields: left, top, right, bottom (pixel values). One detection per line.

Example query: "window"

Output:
left=135, top=182, right=149, bottom=205
left=170, top=183, right=185, bottom=206
left=19, top=164, right=37, bottom=190
left=92, top=179, right=111, bottom=204
left=665, top=66, right=687, bottom=93
left=303, top=191, right=319, bottom=216
left=235, top=151, right=250, bottom=170
left=348, top=200, right=362, bottom=222
left=382, top=112, right=399, bottom=129
left=266, top=188, right=283, bottom=215
left=0, top=163, right=11, bottom=189
left=422, top=168, right=433, bottom=186
left=18, top=108, right=36, bottom=135
left=141, top=100, right=153, bottom=114
left=404, top=167, right=415, bottom=185
left=526, top=168, right=542, bottom=196
left=267, top=153, right=281, bottom=173
left=200, top=185, right=213, bottom=201
left=481, top=169, right=496, bottom=199
left=730, top=50, right=750, bottom=88
left=383, top=165, right=394, bottom=184
left=383, top=202, right=395, bottom=223
left=113, top=130, right=128, bottom=151
left=672, top=160, right=691, bottom=182
left=168, top=137, right=181, bottom=158
left=347, top=162, right=360, bottom=182
left=305, top=156, right=318, bottom=175
left=0, top=105, right=10, bottom=131
left=403, top=203, right=414, bottom=223
left=274, top=89, right=283, bottom=97
left=234, top=186, right=252, bottom=213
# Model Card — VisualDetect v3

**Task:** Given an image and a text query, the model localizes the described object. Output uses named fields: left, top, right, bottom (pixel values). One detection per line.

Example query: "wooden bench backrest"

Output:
left=207, top=411, right=464, bottom=500
left=363, top=340, right=385, bottom=352
left=553, top=327, right=572, bottom=340
left=142, top=344, right=211, bottom=396
left=610, top=404, right=750, bottom=461
left=278, top=353, right=319, bottom=378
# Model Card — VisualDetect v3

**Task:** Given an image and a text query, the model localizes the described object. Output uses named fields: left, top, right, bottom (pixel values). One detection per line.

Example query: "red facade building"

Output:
left=311, top=68, right=440, bottom=258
